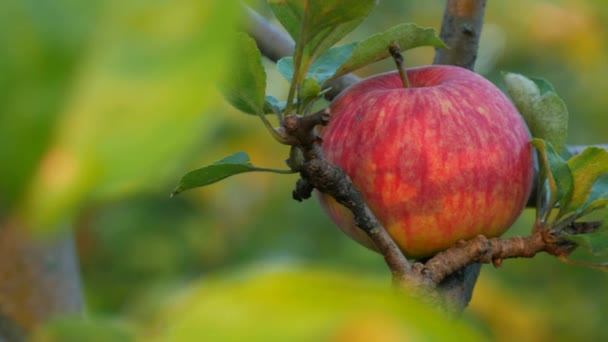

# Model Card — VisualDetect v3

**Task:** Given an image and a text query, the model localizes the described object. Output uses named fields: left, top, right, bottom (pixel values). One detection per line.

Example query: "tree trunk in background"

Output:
left=0, top=220, right=83, bottom=341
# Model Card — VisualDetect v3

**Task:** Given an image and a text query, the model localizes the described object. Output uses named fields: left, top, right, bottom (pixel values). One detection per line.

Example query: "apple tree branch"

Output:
left=421, top=221, right=602, bottom=284
left=287, top=111, right=417, bottom=284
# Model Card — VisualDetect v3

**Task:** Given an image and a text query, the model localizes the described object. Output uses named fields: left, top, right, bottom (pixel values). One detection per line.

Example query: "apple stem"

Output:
left=389, top=42, right=410, bottom=89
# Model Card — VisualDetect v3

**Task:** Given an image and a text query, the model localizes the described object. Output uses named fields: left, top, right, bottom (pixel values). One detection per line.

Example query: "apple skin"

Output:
left=317, top=65, right=534, bottom=258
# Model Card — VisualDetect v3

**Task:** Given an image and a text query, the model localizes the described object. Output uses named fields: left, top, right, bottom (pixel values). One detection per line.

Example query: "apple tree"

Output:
left=5, top=0, right=608, bottom=340
left=173, top=0, right=608, bottom=312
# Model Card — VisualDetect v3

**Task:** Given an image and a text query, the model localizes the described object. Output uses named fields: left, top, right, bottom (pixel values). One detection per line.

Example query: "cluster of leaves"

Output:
left=504, top=73, right=608, bottom=267
left=173, top=0, right=444, bottom=195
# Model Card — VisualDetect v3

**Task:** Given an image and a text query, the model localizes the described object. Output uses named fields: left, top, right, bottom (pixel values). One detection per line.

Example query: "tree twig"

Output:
left=285, top=112, right=415, bottom=283
left=388, top=43, right=411, bottom=88
left=422, top=221, right=603, bottom=284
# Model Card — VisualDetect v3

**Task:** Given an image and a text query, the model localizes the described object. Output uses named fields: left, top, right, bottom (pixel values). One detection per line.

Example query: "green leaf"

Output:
left=530, top=77, right=556, bottom=95
left=33, top=316, right=134, bottom=342
left=545, top=142, right=574, bottom=209
left=562, top=226, right=608, bottom=257
left=268, top=0, right=376, bottom=61
left=267, top=0, right=303, bottom=43
left=276, top=57, right=295, bottom=82
left=277, top=43, right=357, bottom=85
left=218, top=32, right=266, bottom=115
left=563, top=147, right=608, bottom=214
left=0, top=0, right=99, bottom=211
left=503, top=73, right=569, bottom=153
left=531, top=139, right=574, bottom=220
left=264, top=95, right=287, bottom=113
left=560, top=146, right=575, bottom=161
left=580, top=175, right=608, bottom=215
left=269, top=0, right=376, bottom=114
left=17, top=0, right=242, bottom=230
left=330, top=23, right=446, bottom=81
left=300, top=77, right=322, bottom=108
left=172, top=152, right=294, bottom=196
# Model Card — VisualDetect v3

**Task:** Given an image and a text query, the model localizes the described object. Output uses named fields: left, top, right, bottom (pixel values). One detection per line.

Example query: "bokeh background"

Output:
left=2, top=0, right=607, bottom=340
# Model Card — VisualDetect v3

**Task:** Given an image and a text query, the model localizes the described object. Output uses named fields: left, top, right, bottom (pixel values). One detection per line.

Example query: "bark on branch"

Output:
left=422, top=221, right=602, bottom=284
left=0, top=219, right=84, bottom=340
left=287, top=112, right=417, bottom=284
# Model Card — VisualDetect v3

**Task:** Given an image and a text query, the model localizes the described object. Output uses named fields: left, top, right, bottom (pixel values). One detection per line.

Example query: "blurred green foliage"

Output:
left=145, top=267, right=485, bottom=341
left=31, top=316, right=133, bottom=342
left=2, top=0, right=607, bottom=341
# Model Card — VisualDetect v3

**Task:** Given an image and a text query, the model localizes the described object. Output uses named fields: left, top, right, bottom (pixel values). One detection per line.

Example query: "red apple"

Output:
left=317, top=65, right=534, bottom=258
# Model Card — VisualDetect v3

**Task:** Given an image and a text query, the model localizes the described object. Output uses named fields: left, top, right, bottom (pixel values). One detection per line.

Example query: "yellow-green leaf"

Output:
left=563, top=147, right=608, bottom=214
left=218, top=32, right=267, bottom=115
left=579, top=175, right=608, bottom=216
left=330, top=23, right=446, bottom=81
left=18, top=0, right=241, bottom=231
left=145, top=266, right=485, bottom=341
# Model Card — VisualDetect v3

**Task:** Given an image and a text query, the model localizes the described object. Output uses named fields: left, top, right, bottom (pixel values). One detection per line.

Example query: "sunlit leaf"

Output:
left=218, top=32, right=267, bottom=115
left=300, top=77, right=322, bottom=109
left=330, top=23, right=446, bottom=81
left=579, top=175, right=608, bottom=216
left=563, top=147, right=608, bottom=214
left=504, top=73, right=569, bottom=153
left=147, top=266, right=485, bottom=341
left=19, top=0, right=242, bottom=230
left=277, top=43, right=357, bottom=85
left=0, top=0, right=99, bottom=211
left=172, top=152, right=294, bottom=196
